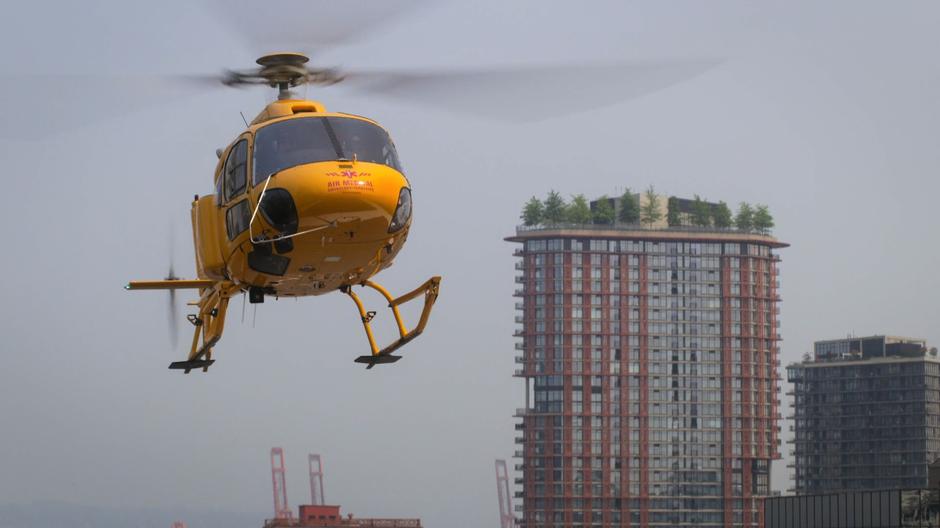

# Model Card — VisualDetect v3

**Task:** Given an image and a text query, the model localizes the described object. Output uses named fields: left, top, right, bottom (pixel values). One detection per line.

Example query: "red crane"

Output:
left=309, top=454, right=325, bottom=506
left=171, top=522, right=187, bottom=528
left=271, top=447, right=293, bottom=520
left=495, top=459, right=515, bottom=528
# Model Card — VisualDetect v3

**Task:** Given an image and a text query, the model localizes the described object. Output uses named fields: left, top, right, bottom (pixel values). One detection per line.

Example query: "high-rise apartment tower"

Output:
left=508, top=202, right=787, bottom=528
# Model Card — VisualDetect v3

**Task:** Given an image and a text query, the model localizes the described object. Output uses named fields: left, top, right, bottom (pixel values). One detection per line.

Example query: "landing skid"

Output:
left=169, top=359, right=216, bottom=373
left=343, top=276, right=441, bottom=369
left=354, top=354, right=402, bottom=369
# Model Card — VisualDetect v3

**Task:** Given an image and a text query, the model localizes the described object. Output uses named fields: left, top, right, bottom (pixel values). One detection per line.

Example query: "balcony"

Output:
left=515, top=261, right=524, bottom=270
left=514, top=408, right=529, bottom=417
left=513, top=450, right=524, bottom=458
left=513, top=288, right=525, bottom=297
left=514, top=342, right=525, bottom=350
left=515, top=356, right=525, bottom=364
left=513, top=248, right=524, bottom=257
left=514, top=302, right=524, bottom=310
left=514, top=275, right=525, bottom=284
left=515, top=315, right=524, bottom=323
left=513, top=329, right=525, bottom=337
left=514, top=369, right=525, bottom=377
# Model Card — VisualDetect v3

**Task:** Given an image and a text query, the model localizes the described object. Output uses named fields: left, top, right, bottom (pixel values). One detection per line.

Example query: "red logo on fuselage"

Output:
left=325, top=170, right=375, bottom=193
left=326, top=171, right=372, bottom=179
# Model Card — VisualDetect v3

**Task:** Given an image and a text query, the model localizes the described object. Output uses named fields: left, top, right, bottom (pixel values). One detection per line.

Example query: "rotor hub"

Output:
left=255, top=52, right=310, bottom=87
left=222, top=52, right=344, bottom=98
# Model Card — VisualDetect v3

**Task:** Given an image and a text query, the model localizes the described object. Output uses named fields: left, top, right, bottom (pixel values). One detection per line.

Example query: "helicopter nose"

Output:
left=266, top=163, right=409, bottom=240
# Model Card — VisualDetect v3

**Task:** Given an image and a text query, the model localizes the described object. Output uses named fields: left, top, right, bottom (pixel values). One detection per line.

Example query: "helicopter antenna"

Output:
left=239, top=111, right=249, bottom=127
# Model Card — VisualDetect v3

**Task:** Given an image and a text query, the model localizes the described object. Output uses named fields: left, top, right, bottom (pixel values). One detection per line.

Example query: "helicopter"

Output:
left=127, top=53, right=440, bottom=373
left=102, top=2, right=718, bottom=374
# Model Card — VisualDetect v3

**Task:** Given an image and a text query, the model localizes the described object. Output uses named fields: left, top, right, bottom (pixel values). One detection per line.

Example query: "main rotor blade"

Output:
left=207, top=0, right=426, bottom=55
left=341, top=59, right=720, bottom=121
left=0, top=75, right=210, bottom=141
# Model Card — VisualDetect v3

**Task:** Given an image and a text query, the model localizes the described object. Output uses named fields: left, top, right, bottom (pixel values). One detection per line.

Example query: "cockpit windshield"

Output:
left=253, top=116, right=402, bottom=184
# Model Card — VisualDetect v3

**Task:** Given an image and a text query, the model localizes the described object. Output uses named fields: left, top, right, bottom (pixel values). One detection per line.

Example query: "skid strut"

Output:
left=125, top=278, right=235, bottom=373
left=342, top=276, right=441, bottom=369
left=173, top=286, right=233, bottom=373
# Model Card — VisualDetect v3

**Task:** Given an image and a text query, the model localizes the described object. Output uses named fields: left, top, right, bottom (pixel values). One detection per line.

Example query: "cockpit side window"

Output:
left=215, top=171, right=223, bottom=206
left=223, top=139, right=248, bottom=203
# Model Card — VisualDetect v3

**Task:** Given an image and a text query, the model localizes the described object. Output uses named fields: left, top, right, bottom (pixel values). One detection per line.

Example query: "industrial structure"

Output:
left=787, top=336, right=940, bottom=494
left=309, top=454, right=325, bottom=506
left=496, top=459, right=516, bottom=527
left=265, top=448, right=421, bottom=528
left=272, top=447, right=293, bottom=520
left=507, top=207, right=787, bottom=527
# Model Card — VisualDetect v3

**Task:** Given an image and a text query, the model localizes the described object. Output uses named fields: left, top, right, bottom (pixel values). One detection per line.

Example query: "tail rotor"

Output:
left=166, top=227, right=180, bottom=347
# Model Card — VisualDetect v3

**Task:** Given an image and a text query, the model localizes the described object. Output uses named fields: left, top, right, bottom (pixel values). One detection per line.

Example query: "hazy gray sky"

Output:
left=2, top=1, right=939, bottom=527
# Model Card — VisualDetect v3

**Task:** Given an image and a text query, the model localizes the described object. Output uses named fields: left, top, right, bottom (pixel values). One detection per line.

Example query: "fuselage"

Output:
left=191, top=99, right=412, bottom=297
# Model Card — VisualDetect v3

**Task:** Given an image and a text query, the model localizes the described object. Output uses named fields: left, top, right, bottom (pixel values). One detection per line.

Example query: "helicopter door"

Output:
left=222, top=138, right=250, bottom=241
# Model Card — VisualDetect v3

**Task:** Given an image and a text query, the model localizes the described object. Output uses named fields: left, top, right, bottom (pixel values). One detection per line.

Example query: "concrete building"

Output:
left=787, top=336, right=940, bottom=495
left=508, top=217, right=787, bottom=527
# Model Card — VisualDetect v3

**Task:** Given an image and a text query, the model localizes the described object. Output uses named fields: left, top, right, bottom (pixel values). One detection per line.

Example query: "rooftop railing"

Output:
left=515, top=222, right=775, bottom=236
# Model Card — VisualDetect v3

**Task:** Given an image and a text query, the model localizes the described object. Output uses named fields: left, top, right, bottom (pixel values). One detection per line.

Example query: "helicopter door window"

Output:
left=223, top=139, right=248, bottom=203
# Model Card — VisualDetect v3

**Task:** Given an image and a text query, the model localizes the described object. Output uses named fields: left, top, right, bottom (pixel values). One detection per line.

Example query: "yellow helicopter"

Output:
left=111, top=5, right=715, bottom=374
left=127, top=53, right=440, bottom=372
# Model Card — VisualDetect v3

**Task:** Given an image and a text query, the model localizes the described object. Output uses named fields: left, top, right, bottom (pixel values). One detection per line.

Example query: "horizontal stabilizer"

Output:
left=125, top=279, right=216, bottom=290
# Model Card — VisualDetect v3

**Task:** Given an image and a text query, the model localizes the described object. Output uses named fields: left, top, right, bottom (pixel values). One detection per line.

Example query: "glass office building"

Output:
left=508, top=222, right=787, bottom=528
left=787, top=336, right=940, bottom=495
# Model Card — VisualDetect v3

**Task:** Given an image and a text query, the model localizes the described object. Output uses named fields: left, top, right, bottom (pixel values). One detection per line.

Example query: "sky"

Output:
left=1, top=1, right=940, bottom=526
